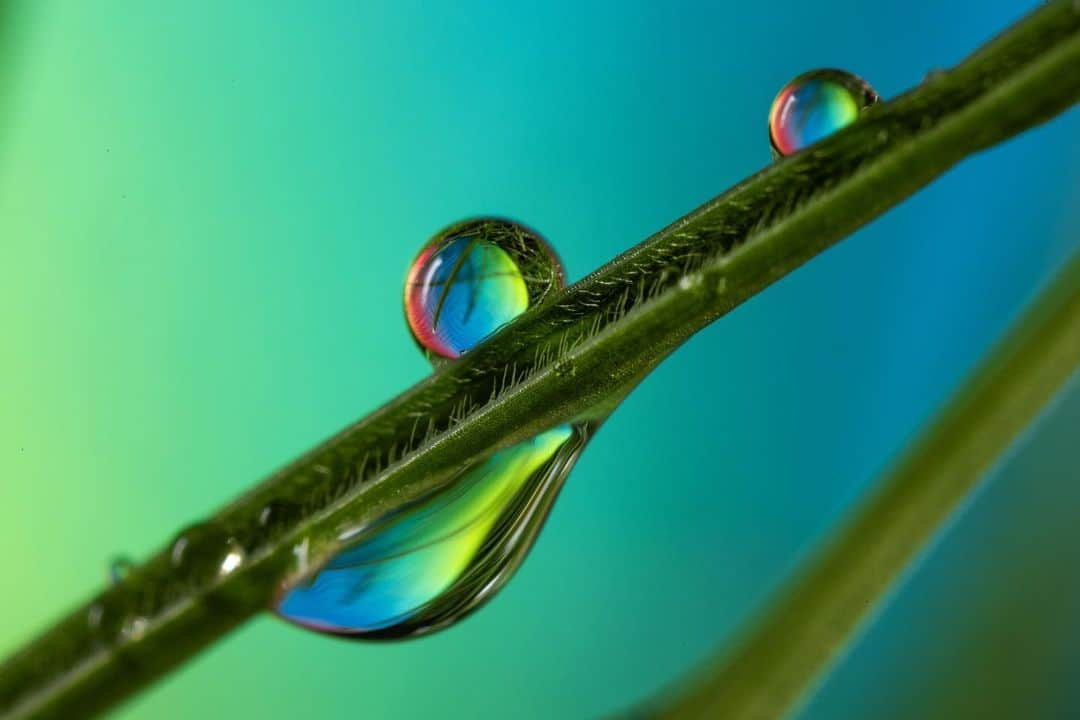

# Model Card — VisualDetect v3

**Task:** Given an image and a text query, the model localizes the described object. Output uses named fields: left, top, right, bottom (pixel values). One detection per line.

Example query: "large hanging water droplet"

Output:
left=404, top=217, right=564, bottom=360
left=768, top=69, right=879, bottom=156
left=274, top=423, right=589, bottom=638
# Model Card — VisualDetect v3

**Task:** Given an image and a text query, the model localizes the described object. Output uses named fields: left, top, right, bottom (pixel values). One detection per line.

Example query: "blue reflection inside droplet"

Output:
left=275, top=425, right=575, bottom=636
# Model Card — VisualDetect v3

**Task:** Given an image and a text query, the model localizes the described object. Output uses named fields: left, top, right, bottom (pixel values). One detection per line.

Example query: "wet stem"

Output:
left=0, top=2, right=1078, bottom=718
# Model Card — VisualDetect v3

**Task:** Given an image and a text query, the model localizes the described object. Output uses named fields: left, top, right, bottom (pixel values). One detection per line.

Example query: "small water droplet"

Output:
left=768, top=69, right=879, bottom=156
left=274, top=423, right=591, bottom=638
left=404, top=217, right=565, bottom=360
left=258, top=499, right=302, bottom=530
left=121, top=616, right=149, bottom=642
left=108, top=556, right=135, bottom=584
left=87, top=595, right=127, bottom=642
left=171, top=522, right=222, bottom=568
left=169, top=522, right=245, bottom=579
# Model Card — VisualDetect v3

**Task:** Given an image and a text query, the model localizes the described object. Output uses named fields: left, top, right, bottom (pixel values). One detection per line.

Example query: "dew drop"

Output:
left=274, top=423, right=589, bottom=638
left=768, top=69, right=879, bottom=156
left=404, top=217, right=565, bottom=360
left=87, top=603, right=105, bottom=631
left=87, top=595, right=127, bottom=642
left=121, top=616, right=149, bottom=642
left=108, top=556, right=135, bottom=585
left=258, top=499, right=303, bottom=531
left=169, top=522, right=245, bottom=579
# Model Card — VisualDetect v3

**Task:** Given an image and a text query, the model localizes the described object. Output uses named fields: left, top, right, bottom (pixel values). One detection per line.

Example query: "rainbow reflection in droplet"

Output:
left=768, top=69, right=878, bottom=156
left=404, top=218, right=563, bottom=360
left=274, top=424, right=584, bottom=638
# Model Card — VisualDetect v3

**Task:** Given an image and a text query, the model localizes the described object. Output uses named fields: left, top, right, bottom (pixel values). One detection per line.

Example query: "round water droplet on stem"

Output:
left=169, top=522, right=246, bottom=579
left=258, top=499, right=303, bottom=531
left=404, top=218, right=565, bottom=360
left=768, top=69, right=879, bottom=156
left=218, top=540, right=246, bottom=576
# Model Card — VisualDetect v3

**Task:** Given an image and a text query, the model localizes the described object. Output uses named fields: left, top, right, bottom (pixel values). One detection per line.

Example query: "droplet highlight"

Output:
left=404, top=218, right=564, bottom=360
left=121, top=616, right=149, bottom=642
left=768, top=69, right=879, bottom=156
left=274, top=423, right=587, bottom=638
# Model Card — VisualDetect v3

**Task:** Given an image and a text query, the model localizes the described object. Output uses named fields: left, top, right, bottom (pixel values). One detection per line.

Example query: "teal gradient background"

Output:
left=1, top=1, right=1077, bottom=718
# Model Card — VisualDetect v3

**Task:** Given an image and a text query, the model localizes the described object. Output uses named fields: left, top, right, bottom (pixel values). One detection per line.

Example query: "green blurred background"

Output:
left=1, top=1, right=1077, bottom=717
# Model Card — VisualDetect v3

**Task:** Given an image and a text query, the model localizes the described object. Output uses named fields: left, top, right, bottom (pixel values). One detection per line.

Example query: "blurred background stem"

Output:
left=656, top=251, right=1080, bottom=719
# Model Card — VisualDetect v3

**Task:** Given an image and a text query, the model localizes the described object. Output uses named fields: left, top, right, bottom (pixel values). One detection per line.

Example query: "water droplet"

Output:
left=108, top=556, right=135, bottom=584
left=768, top=69, right=879, bottom=156
left=258, top=499, right=303, bottom=530
left=169, top=522, right=245, bottom=579
left=404, top=217, right=565, bottom=360
left=121, top=616, right=149, bottom=642
left=274, top=423, right=590, bottom=638
left=87, top=595, right=127, bottom=641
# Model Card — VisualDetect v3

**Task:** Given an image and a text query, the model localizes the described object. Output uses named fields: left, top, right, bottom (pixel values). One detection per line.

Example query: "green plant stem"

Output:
left=1, top=3, right=1078, bottom=718
left=656, top=250, right=1080, bottom=720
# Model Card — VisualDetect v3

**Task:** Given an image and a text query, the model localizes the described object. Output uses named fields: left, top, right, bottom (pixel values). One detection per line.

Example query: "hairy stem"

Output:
left=1, top=3, right=1077, bottom=717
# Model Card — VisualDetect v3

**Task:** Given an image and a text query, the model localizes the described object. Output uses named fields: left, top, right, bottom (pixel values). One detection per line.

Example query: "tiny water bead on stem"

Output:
left=404, top=218, right=565, bottom=360
left=275, top=218, right=590, bottom=638
left=768, top=69, right=879, bottom=156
